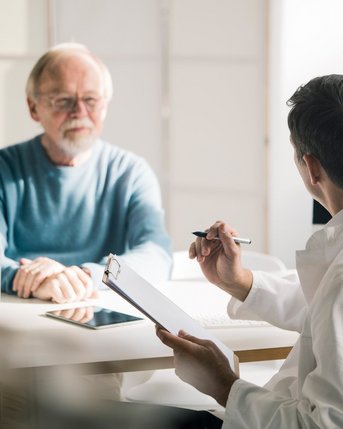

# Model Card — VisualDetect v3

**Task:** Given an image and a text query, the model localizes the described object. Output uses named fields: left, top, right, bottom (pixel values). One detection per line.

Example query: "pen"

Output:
left=192, top=231, right=252, bottom=245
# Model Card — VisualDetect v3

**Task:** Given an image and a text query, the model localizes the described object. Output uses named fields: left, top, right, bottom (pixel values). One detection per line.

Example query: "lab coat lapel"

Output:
left=296, top=220, right=343, bottom=304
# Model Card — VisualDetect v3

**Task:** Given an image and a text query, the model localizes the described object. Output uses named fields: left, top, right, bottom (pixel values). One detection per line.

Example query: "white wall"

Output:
left=0, top=0, right=268, bottom=256
left=167, top=0, right=267, bottom=251
left=4, top=0, right=343, bottom=267
left=0, top=0, right=50, bottom=146
left=268, top=0, right=343, bottom=267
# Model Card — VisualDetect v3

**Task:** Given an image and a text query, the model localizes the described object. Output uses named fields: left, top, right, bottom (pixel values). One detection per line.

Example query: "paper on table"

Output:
left=102, top=254, right=234, bottom=368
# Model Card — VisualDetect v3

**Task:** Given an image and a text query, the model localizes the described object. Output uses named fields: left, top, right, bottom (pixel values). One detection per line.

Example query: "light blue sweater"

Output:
left=0, top=135, right=172, bottom=294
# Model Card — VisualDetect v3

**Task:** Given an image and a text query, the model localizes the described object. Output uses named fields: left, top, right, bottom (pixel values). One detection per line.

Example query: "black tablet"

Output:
left=45, top=305, right=144, bottom=329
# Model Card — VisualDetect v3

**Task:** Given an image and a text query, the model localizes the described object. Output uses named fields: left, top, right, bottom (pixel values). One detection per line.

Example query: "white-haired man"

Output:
left=0, top=43, right=172, bottom=302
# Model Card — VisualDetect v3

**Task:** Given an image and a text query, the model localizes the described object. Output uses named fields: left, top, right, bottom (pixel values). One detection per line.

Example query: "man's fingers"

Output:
left=90, top=289, right=99, bottom=299
left=13, top=259, right=94, bottom=303
left=13, top=268, right=30, bottom=297
left=54, top=273, right=78, bottom=302
left=157, top=328, right=209, bottom=354
left=49, top=280, right=66, bottom=304
left=19, top=258, right=32, bottom=265
left=62, top=268, right=86, bottom=301
left=24, top=270, right=48, bottom=296
left=178, top=330, right=216, bottom=349
left=69, top=266, right=94, bottom=299
left=194, top=237, right=205, bottom=263
left=189, top=242, right=197, bottom=260
left=218, top=224, right=241, bottom=257
left=14, top=257, right=66, bottom=297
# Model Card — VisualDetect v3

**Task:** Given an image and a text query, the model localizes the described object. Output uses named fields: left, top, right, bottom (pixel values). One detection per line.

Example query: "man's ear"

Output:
left=27, top=97, right=40, bottom=122
left=303, top=154, right=322, bottom=185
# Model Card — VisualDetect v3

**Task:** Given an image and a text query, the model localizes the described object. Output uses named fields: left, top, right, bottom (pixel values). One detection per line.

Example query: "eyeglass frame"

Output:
left=33, top=92, right=107, bottom=113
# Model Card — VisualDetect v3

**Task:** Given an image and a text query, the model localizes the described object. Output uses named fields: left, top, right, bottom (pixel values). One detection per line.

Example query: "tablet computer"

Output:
left=45, top=305, right=145, bottom=329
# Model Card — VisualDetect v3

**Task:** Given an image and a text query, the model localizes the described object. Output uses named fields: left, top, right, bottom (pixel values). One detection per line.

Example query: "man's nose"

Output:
left=70, top=98, right=88, bottom=116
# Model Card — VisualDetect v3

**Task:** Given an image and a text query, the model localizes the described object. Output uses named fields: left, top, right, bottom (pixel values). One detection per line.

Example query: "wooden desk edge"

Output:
left=8, top=347, right=292, bottom=378
left=235, top=346, right=292, bottom=363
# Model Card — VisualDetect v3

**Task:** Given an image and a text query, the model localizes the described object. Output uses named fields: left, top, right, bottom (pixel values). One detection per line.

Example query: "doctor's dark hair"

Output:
left=287, top=74, right=343, bottom=188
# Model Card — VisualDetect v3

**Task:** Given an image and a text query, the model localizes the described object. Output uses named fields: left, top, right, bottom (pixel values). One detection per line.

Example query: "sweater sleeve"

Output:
left=0, top=182, right=19, bottom=294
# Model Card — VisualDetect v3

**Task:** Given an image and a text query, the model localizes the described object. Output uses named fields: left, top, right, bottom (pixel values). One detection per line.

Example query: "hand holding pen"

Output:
left=189, top=221, right=253, bottom=301
left=192, top=231, right=251, bottom=245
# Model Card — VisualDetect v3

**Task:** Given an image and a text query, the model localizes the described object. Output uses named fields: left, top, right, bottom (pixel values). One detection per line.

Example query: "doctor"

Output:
left=157, top=74, right=343, bottom=428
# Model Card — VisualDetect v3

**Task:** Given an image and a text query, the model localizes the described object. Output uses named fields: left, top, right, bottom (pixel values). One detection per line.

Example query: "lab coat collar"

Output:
left=296, top=209, right=343, bottom=304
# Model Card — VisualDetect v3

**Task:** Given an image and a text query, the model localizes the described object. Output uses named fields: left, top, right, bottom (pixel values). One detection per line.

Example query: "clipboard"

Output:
left=102, top=253, right=235, bottom=368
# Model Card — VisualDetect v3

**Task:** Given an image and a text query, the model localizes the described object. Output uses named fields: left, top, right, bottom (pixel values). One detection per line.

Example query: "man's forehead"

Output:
left=38, top=55, right=104, bottom=93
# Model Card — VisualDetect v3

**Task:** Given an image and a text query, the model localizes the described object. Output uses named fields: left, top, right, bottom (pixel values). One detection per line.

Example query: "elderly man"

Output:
left=0, top=43, right=172, bottom=302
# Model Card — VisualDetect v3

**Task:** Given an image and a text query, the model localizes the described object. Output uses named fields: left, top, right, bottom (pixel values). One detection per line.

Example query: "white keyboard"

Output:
left=194, top=312, right=270, bottom=329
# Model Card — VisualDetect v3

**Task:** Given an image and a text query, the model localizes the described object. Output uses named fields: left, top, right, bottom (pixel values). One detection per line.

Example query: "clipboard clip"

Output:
left=105, top=253, right=121, bottom=280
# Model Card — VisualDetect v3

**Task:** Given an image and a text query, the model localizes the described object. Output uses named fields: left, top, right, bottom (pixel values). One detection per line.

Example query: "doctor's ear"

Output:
left=27, top=97, right=40, bottom=122
left=302, top=154, right=322, bottom=185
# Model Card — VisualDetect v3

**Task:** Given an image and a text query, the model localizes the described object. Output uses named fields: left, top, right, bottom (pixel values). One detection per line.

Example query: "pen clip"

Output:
left=105, top=253, right=121, bottom=280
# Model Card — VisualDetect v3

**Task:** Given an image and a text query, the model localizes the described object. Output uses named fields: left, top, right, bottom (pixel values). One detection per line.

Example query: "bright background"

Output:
left=1, top=0, right=343, bottom=267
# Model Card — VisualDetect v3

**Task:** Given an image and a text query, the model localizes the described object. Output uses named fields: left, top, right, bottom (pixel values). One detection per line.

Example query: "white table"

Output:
left=0, top=280, right=299, bottom=375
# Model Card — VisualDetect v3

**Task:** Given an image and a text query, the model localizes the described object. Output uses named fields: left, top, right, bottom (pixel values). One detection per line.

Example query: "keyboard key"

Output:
left=193, top=312, right=270, bottom=329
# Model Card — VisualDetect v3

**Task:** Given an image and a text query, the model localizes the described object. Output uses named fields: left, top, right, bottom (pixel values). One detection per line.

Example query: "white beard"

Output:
left=58, top=134, right=95, bottom=158
left=58, top=118, right=96, bottom=157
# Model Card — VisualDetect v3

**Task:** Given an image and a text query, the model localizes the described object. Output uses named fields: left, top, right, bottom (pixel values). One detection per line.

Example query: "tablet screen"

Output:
left=45, top=306, right=144, bottom=329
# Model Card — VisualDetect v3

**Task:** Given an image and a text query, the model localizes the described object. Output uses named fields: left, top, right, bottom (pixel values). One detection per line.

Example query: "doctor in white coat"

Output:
left=157, top=74, right=343, bottom=428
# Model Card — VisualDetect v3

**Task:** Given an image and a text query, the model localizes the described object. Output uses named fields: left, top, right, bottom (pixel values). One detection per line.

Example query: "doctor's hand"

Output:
left=31, top=266, right=98, bottom=303
left=156, top=326, right=238, bottom=407
left=13, top=257, right=65, bottom=298
left=189, top=220, right=252, bottom=302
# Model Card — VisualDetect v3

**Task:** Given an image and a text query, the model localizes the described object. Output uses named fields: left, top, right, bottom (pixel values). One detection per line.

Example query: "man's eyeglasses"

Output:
left=36, top=93, right=106, bottom=113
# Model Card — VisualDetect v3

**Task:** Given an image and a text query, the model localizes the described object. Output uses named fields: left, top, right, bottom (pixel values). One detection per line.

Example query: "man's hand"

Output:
left=189, top=220, right=253, bottom=302
left=31, top=266, right=97, bottom=303
left=156, top=326, right=238, bottom=407
left=13, top=257, right=65, bottom=298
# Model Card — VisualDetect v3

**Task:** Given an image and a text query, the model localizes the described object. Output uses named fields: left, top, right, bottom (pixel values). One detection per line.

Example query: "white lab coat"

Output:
left=223, top=211, right=343, bottom=429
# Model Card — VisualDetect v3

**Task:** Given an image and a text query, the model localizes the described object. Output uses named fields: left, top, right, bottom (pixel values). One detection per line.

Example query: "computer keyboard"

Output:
left=194, top=312, right=270, bottom=329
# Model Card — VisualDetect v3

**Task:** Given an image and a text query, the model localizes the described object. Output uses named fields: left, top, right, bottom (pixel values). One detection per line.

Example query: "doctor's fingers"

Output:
left=206, top=221, right=239, bottom=242
left=206, top=221, right=241, bottom=258
left=191, top=221, right=234, bottom=261
left=218, top=227, right=242, bottom=260
left=157, top=328, right=205, bottom=356
left=193, top=235, right=222, bottom=263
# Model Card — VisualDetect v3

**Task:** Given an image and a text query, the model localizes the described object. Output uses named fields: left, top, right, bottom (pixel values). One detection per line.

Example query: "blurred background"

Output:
left=1, top=0, right=343, bottom=267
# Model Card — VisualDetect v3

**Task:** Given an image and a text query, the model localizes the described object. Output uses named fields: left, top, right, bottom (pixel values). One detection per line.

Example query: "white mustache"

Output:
left=60, top=118, right=93, bottom=132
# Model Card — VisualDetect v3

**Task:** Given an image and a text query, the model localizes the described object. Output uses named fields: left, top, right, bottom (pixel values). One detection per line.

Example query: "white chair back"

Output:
left=172, top=249, right=287, bottom=280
